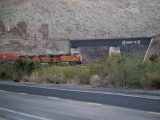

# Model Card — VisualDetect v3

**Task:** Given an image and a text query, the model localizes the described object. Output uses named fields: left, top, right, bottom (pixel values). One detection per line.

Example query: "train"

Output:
left=0, top=53, right=82, bottom=65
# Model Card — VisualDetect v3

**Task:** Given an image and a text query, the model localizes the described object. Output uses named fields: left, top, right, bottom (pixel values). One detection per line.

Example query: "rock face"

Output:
left=0, top=0, right=160, bottom=58
left=38, top=24, right=49, bottom=40
left=0, top=0, right=160, bottom=39
left=34, top=32, right=43, bottom=42
left=0, top=20, right=65, bottom=55
left=0, top=19, right=10, bottom=34
left=10, top=21, right=29, bottom=38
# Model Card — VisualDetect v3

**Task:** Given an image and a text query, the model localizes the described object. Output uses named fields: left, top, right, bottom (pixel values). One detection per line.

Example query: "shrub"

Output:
left=100, top=73, right=113, bottom=88
left=0, top=60, right=41, bottom=81
left=28, top=71, right=42, bottom=83
left=0, top=64, right=12, bottom=79
left=90, top=75, right=101, bottom=87
left=46, top=73, right=65, bottom=84
left=89, top=54, right=160, bottom=89
left=151, top=39, right=160, bottom=46
left=88, top=63, right=103, bottom=75
left=68, top=75, right=80, bottom=84
left=1, top=53, right=160, bottom=89
left=148, top=73, right=160, bottom=89
left=28, top=65, right=91, bottom=84
left=149, top=54, right=159, bottom=63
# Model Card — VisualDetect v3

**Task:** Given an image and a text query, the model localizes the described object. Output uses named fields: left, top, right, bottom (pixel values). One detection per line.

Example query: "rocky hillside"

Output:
left=0, top=0, right=160, bottom=39
left=0, top=20, right=66, bottom=55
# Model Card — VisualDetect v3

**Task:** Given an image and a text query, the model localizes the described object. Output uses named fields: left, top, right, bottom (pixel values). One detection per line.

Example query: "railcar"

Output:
left=0, top=53, right=82, bottom=65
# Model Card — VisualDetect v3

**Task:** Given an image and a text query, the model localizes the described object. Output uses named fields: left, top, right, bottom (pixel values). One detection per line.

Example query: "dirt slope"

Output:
left=147, top=37, right=160, bottom=59
left=0, top=0, right=160, bottom=39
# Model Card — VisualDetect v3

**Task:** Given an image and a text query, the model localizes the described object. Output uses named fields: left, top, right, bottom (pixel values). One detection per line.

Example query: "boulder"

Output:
left=34, top=32, right=43, bottom=41
left=0, top=19, right=10, bottom=34
left=38, top=24, right=49, bottom=40
left=10, top=21, right=29, bottom=38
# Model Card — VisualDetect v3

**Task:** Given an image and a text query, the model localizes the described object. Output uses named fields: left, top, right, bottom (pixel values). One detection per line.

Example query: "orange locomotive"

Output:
left=0, top=53, right=82, bottom=65
left=18, top=54, right=82, bottom=65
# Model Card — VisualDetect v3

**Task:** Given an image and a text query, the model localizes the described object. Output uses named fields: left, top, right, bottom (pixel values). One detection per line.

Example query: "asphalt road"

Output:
left=0, top=82, right=160, bottom=120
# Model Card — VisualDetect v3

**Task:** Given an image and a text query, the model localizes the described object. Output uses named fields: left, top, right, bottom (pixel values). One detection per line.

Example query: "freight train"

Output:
left=0, top=53, right=82, bottom=65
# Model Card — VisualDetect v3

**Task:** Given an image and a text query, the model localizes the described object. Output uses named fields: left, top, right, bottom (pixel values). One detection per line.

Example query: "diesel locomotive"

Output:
left=0, top=53, right=82, bottom=65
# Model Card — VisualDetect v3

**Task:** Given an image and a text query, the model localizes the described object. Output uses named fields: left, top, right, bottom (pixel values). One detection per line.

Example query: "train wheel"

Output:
left=69, top=61, right=76, bottom=66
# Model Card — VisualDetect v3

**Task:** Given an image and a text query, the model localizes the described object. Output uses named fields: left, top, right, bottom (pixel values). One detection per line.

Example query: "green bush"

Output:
left=0, top=60, right=41, bottom=81
left=1, top=54, right=160, bottom=89
left=0, top=64, right=13, bottom=79
left=102, top=54, right=160, bottom=89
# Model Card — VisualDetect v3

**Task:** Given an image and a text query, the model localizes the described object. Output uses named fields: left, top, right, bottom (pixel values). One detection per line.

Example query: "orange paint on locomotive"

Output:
left=20, top=57, right=30, bottom=62
left=32, top=57, right=40, bottom=62
left=53, top=56, right=61, bottom=62
left=0, top=53, right=82, bottom=64
left=39, top=57, right=51, bottom=62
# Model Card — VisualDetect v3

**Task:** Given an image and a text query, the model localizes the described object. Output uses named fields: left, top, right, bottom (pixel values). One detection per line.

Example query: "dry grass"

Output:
left=90, top=75, right=101, bottom=87
left=26, top=66, right=90, bottom=84
left=90, top=73, right=113, bottom=88
left=67, top=75, right=80, bottom=84
left=28, top=71, right=65, bottom=84
left=28, top=71, right=43, bottom=83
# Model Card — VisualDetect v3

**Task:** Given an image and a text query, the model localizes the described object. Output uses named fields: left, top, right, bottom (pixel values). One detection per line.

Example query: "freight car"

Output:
left=0, top=53, right=82, bottom=65
left=0, top=53, right=18, bottom=64
left=0, top=53, right=18, bottom=59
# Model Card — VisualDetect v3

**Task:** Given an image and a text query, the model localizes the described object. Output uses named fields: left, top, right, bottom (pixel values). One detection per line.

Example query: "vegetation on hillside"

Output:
left=0, top=53, right=160, bottom=89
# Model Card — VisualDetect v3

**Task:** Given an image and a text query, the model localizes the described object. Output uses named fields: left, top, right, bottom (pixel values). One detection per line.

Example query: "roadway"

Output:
left=0, top=82, right=160, bottom=120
